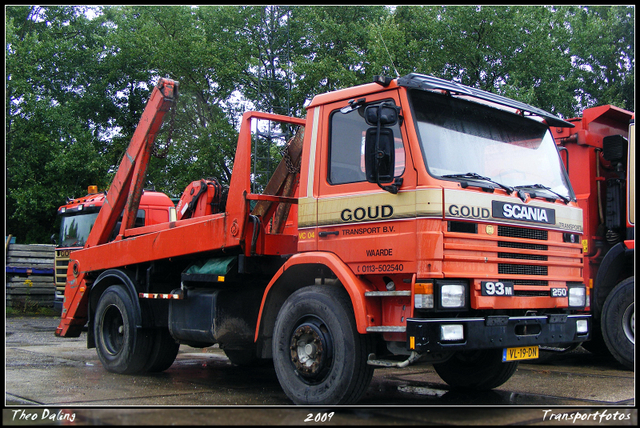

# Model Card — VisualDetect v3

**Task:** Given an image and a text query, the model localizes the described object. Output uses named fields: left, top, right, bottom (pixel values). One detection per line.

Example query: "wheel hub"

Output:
left=103, top=304, right=125, bottom=355
left=289, top=321, right=332, bottom=379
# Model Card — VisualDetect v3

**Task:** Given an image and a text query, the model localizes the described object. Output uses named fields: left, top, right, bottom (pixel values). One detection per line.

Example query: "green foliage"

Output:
left=6, top=6, right=113, bottom=243
left=562, top=6, right=635, bottom=112
left=101, top=6, right=244, bottom=196
left=5, top=5, right=634, bottom=243
left=291, top=6, right=388, bottom=101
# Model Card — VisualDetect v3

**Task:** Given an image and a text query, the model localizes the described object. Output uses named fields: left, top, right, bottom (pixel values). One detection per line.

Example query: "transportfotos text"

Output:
left=542, top=409, right=631, bottom=423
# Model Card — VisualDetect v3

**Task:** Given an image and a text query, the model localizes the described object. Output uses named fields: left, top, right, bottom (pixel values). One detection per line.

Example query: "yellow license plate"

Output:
left=502, top=345, right=539, bottom=362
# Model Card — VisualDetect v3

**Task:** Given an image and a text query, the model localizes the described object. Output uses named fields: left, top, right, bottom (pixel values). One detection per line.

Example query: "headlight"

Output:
left=440, top=324, right=464, bottom=341
left=576, top=319, right=589, bottom=334
left=568, top=285, right=586, bottom=308
left=439, top=283, right=466, bottom=309
left=415, top=280, right=468, bottom=311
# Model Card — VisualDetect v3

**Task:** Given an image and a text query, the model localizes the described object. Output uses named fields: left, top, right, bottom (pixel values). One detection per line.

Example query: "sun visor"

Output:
left=397, top=74, right=574, bottom=128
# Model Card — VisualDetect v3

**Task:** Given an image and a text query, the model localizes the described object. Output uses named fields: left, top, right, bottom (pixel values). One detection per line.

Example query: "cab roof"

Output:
left=306, top=73, right=574, bottom=128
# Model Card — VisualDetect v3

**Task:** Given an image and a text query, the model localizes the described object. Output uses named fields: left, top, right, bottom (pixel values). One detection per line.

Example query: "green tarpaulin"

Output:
left=184, top=257, right=235, bottom=276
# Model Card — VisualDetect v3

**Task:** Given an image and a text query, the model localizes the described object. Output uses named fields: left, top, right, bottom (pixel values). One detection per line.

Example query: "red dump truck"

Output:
left=552, top=106, right=634, bottom=369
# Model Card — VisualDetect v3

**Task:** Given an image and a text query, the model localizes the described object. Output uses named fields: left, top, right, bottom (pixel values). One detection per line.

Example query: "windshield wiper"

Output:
left=514, top=184, right=571, bottom=204
left=442, top=173, right=515, bottom=195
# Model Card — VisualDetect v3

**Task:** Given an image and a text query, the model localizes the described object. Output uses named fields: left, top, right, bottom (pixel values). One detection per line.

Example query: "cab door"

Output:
left=315, top=91, right=417, bottom=277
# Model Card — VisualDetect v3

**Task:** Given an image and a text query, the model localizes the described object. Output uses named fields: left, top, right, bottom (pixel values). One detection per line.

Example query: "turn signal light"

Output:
left=414, top=282, right=434, bottom=309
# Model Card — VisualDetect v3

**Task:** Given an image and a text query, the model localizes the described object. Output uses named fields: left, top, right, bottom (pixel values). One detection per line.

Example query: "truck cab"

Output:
left=264, top=74, right=588, bottom=395
left=53, top=187, right=176, bottom=310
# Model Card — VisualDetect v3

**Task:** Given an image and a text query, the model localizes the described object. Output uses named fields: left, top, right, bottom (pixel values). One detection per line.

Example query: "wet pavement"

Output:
left=4, top=316, right=636, bottom=425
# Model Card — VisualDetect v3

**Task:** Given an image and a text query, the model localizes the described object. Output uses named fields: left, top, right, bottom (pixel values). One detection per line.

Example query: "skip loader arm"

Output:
left=56, top=78, right=178, bottom=337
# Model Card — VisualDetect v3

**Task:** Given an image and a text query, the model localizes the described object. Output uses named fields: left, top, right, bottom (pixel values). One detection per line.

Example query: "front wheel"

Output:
left=94, top=285, right=152, bottom=374
left=272, top=286, right=374, bottom=405
left=433, top=349, right=518, bottom=390
left=601, top=277, right=634, bottom=370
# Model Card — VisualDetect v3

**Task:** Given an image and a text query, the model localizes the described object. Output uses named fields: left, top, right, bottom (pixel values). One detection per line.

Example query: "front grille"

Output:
left=499, top=263, right=548, bottom=276
left=55, top=255, right=70, bottom=288
left=497, top=225, right=549, bottom=278
left=498, top=252, right=547, bottom=261
left=498, top=225, right=548, bottom=241
left=442, top=222, right=573, bottom=291
left=498, top=241, right=548, bottom=251
left=512, top=279, right=548, bottom=286
left=515, top=290, right=550, bottom=297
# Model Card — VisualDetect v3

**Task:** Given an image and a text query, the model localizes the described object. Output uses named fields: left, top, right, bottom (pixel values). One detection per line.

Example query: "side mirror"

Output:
left=51, top=234, right=58, bottom=245
left=364, top=104, right=400, bottom=127
left=365, top=128, right=395, bottom=184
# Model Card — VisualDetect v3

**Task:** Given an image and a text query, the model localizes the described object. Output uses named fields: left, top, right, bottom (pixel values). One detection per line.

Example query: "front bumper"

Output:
left=406, top=314, right=591, bottom=352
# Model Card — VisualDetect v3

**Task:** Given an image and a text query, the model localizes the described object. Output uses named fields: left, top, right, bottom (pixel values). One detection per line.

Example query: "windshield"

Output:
left=409, top=90, right=574, bottom=200
left=58, top=212, right=99, bottom=247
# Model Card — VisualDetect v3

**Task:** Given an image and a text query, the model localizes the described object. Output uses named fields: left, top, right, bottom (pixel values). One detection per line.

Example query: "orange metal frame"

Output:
left=56, top=98, right=306, bottom=336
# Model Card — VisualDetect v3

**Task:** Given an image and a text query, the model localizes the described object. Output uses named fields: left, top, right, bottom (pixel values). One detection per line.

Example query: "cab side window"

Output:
left=328, top=105, right=404, bottom=185
left=135, top=209, right=146, bottom=227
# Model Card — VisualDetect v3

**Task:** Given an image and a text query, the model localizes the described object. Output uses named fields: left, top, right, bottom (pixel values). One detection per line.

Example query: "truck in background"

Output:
left=552, top=106, right=634, bottom=369
left=56, top=75, right=590, bottom=405
left=53, top=186, right=176, bottom=311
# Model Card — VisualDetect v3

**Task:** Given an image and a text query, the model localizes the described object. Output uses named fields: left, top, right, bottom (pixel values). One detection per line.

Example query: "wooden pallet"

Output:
left=6, top=243, right=55, bottom=308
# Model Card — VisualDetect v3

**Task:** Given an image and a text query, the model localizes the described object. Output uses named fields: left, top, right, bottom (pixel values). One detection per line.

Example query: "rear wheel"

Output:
left=272, top=286, right=374, bottom=405
left=94, top=285, right=152, bottom=374
left=601, top=277, right=634, bottom=370
left=144, top=328, right=180, bottom=372
left=433, top=349, right=518, bottom=390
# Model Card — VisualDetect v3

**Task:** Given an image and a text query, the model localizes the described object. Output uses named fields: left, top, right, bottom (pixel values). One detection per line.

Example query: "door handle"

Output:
left=318, top=231, right=339, bottom=237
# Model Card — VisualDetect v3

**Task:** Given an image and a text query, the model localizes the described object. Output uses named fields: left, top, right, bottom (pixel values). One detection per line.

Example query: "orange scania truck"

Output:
left=56, top=74, right=588, bottom=405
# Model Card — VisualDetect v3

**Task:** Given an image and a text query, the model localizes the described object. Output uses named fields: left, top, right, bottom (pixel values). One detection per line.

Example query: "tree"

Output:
left=98, top=6, right=249, bottom=197
left=562, top=6, right=634, bottom=112
left=384, top=6, right=580, bottom=117
left=291, top=6, right=388, bottom=107
left=6, top=6, right=114, bottom=243
left=5, top=5, right=633, bottom=243
left=373, top=5, right=633, bottom=118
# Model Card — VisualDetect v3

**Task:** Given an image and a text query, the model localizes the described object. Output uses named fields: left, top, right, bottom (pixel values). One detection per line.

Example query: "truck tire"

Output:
left=433, top=349, right=518, bottom=390
left=272, top=285, right=374, bottom=405
left=94, top=285, right=152, bottom=374
left=143, top=328, right=180, bottom=373
left=601, top=277, right=634, bottom=370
